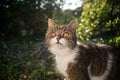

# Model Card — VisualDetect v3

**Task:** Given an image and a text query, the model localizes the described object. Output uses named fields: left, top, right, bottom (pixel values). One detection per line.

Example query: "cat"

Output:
left=45, top=19, right=120, bottom=80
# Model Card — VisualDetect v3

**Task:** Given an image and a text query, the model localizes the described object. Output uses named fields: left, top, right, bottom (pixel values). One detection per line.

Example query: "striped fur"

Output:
left=46, top=19, right=120, bottom=80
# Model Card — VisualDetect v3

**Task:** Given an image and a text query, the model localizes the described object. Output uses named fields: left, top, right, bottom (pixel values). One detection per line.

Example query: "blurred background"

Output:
left=0, top=0, right=120, bottom=80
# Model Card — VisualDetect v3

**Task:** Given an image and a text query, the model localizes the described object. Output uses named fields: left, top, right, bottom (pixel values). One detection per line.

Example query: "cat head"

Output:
left=46, top=19, right=77, bottom=49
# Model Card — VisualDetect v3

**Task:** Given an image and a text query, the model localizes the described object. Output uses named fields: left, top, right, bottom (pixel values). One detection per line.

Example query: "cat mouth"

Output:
left=56, top=42, right=62, bottom=45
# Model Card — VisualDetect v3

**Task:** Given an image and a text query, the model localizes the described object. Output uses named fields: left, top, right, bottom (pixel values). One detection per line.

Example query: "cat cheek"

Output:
left=66, top=39, right=75, bottom=48
left=59, top=38, right=68, bottom=46
left=50, top=37, right=57, bottom=45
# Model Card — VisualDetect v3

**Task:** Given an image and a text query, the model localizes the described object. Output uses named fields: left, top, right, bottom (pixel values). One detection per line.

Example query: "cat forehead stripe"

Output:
left=57, top=25, right=67, bottom=28
left=53, top=25, right=68, bottom=31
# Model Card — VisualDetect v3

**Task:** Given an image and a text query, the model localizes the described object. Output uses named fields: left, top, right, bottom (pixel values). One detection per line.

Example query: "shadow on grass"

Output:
left=0, top=35, right=63, bottom=80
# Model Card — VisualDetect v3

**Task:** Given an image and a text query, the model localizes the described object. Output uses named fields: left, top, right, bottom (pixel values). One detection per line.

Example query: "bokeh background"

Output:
left=0, top=0, right=120, bottom=80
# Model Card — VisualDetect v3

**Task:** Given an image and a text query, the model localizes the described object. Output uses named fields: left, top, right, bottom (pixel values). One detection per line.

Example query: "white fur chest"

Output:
left=49, top=46, right=78, bottom=77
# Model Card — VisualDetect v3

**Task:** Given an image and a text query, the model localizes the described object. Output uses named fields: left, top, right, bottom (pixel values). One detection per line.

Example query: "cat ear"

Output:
left=68, top=20, right=77, bottom=30
left=48, top=19, right=56, bottom=29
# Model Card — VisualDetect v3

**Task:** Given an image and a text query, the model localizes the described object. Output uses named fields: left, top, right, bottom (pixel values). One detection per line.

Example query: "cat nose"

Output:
left=56, top=36, right=61, bottom=42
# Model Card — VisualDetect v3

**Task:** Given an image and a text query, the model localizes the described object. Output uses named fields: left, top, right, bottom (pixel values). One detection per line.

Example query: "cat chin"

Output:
left=52, top=43, right=67, bottom=49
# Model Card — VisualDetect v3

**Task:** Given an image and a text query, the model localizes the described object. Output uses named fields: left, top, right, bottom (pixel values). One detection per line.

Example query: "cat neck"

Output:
left=49, top=45, right=79, bottom=77
left=49, top=45, right=79, bottom=57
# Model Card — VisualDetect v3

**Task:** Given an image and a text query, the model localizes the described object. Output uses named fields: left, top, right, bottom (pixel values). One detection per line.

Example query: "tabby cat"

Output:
left=45, top=19, right=120, bottom=80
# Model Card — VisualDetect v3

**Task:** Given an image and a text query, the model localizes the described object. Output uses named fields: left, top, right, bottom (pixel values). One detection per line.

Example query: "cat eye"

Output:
left=51, top=32, right=56, bottom=37
left=63, top=32, right=70, bottom=38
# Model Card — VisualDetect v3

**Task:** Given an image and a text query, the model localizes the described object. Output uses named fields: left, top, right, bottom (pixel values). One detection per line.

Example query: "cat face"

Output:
left=46, top=19, right=77, bottom=49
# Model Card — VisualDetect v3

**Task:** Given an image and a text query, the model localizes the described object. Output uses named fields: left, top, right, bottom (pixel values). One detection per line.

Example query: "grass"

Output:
left=0, top=35, right=62, bottom=80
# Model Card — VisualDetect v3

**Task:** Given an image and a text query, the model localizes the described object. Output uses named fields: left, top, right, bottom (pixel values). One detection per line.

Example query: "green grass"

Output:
left=0, top=35, right=62, bottom=80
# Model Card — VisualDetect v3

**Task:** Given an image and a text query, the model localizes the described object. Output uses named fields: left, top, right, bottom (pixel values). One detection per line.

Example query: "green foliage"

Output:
left=109, top=36, right=120, bottom=47
left=77, top=0, right=109, bottom=41
left=0, top=0, right=65, bottom=79
left=0, top=36, right=62, bottom=80
left=0, top=0, right=63, bottom=36
left=77, top=0, right=120, bottom=47
left=52, top=6, right=83, bottom=24
left=53, top=9, right=75, bottom=24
